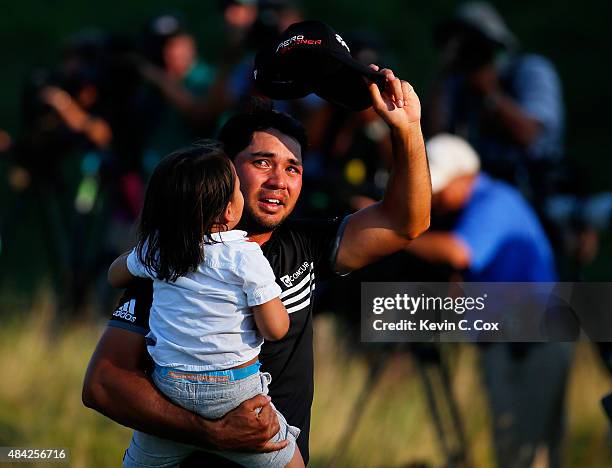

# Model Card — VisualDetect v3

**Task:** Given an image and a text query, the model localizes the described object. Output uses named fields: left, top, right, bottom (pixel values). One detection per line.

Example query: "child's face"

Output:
left=225, top=167, right=244, bottom=230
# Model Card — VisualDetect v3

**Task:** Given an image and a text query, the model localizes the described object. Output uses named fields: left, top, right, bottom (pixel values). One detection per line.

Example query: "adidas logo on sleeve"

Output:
left=113, top=299, right=137, bottom=323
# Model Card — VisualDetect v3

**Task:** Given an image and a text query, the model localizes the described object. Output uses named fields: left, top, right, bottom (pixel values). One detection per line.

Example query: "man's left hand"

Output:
left=367, top=65, right=421, bottom=130
left=468, top=64, right=500, bottom=96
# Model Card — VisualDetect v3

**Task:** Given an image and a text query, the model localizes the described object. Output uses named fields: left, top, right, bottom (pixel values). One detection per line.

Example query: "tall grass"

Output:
left=0, top=305, right=610, bottom=467
left=0, top=291, right=131, bottom=467
left=310, top=316, right=612, bottom=467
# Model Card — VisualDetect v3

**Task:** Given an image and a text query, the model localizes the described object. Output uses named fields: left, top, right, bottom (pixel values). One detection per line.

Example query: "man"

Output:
left=407, top=133, right=556, bottom=281
left=137, top=13, right=234, bottom=173
left=425, top=2, right=564, bottom=203
left=83, top=67, right=431, bottom=465
left=406, top=134, right=571, bottom=468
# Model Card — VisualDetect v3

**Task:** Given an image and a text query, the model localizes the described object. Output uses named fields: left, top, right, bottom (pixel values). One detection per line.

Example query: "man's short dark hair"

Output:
left=218, top=102, right=308, bottom=160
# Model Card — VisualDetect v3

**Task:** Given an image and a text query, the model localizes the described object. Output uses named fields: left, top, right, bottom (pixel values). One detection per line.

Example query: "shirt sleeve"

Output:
left=126, top=247, right=152, bottom=279
left=289, top=216, right=348, bottom=277
left=107, top=279, right=153, bottom=335
left=453, top=191, right=508, bottom=275
left=235, top=245, right=282, bottom=307
left=513, top=55, right=563, bottom=133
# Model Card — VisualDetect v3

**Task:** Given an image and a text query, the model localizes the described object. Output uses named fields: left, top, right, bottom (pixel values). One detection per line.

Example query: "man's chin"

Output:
left=239, top=209, right=288, bottom=234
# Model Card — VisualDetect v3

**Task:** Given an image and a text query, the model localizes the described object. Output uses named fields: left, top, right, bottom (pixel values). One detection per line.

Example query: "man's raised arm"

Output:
left=82, top=317, right=287, bottom=453
left=335, top=66, right=431, bottom=273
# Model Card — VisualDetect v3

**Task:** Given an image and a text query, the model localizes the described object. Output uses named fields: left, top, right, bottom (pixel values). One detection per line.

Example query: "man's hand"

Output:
left=211, top=394, right=289, bottom=452
left=468, top=64, right=500, bottom=96
left=39, top=85, right=112, bottom=148
left=404, top=231, right=471, bottom=271
left=467, top=63, right=542, bottom=147
left=368, top=65, right=421, bottom=130
left=83, top=326, right=287, bottom=454
left=335, top=65, right=430, bottom=273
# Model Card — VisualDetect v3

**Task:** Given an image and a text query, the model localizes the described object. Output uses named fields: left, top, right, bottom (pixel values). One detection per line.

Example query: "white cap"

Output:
left=426, top=134, right=480, bottom=193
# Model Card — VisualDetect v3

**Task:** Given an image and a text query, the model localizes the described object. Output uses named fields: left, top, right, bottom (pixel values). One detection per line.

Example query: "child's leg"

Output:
left=201, top=371, right=302, bottom=467
left=123, top=430, right=193, bottom=468
left=121, top=368, right=205, bottom=467
left=206, top=406, right=301, bottom=468
left=285, top=446, right=305, bottom=468
left=149, top=367, right=301, bottom=467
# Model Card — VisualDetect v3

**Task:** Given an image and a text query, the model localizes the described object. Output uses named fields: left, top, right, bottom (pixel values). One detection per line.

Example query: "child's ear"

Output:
left=215, top=203, right=231, bottom=227
left=223, top=200, right=238, bottom=224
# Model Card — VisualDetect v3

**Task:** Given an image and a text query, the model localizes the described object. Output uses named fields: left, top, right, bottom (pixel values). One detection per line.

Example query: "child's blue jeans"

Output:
left=123, top=362, right=300, bottom=467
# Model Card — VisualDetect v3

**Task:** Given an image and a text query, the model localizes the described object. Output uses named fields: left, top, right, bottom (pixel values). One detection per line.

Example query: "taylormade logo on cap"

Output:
left=335, top=33, right=350, bottom=52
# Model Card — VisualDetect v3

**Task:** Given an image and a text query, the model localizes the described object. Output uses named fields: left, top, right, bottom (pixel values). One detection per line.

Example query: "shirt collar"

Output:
left=207, top=230, right=248, bottom=243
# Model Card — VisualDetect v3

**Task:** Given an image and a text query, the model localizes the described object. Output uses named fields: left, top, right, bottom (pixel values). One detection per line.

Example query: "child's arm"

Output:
left=235, top=245, right=288, bottom=341
left=108, top=251, right=136, bottom=288
left=252, top=298, right=290, bottom=341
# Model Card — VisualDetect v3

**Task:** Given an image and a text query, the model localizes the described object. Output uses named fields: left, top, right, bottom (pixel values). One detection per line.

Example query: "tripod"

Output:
left=328, top=344, right=470, bottom=468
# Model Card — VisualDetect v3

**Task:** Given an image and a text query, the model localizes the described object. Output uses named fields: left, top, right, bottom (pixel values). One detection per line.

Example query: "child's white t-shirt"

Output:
left=127, top=230, right=282, bottom=371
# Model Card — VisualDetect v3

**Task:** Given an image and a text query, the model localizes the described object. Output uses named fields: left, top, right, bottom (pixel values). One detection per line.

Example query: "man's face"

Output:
left=233, top=128, right=303, bottom=233
left=432, top=174, right=476, bottom=216
left=163, top=34, right=197, bottom=79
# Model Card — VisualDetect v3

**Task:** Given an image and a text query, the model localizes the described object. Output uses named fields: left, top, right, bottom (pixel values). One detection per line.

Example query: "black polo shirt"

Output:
left=108, top=217, right=347, bottom=464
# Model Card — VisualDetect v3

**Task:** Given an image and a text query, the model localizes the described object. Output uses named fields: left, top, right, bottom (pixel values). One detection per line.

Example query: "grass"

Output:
left=0, top=304, right=610, bottom=467
left=0, top=292, right=131, bottom=468
left=310, top=316, right=612, bottom=468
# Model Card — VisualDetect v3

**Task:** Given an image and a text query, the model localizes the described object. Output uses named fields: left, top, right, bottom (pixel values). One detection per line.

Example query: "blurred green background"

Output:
left=1, top=0, right=611, bottom=308
left=2, top=0, right=611, bottom=185
left=0, top=2, right=611, bottom=467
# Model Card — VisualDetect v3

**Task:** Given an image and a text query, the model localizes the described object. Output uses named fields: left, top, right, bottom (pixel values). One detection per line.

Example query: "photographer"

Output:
left=135, top=13, right=236, bottom=173
left=425, top=2, right=564, bottom=204
left=8, top=34, right=115, bottom=313
left=406, top=134, right=571, bottom=468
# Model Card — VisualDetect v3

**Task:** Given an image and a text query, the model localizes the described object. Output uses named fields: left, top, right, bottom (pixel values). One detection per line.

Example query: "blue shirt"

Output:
left=453, top=174, right=557, bottom=282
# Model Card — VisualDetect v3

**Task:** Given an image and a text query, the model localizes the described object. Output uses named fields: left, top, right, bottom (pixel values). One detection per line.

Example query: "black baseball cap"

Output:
left=254, top=21, right=387, bottom=111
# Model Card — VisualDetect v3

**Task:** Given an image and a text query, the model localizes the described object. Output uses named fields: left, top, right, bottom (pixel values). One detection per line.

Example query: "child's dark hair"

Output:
left=137, top=141, right=235, bottom=282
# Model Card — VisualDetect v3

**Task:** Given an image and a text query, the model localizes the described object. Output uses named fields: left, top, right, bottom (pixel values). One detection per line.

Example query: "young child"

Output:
left=108, top=143, right=303, bottom=467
